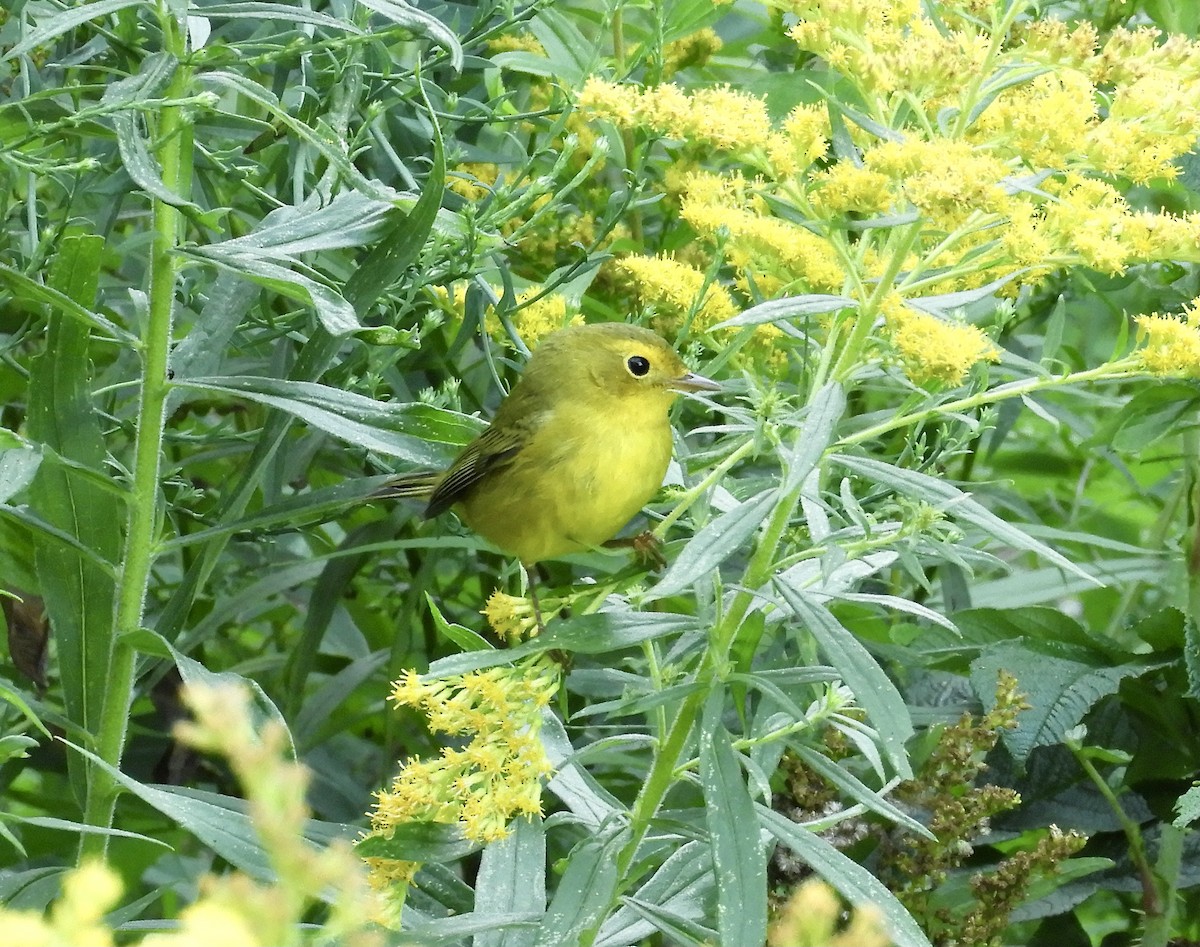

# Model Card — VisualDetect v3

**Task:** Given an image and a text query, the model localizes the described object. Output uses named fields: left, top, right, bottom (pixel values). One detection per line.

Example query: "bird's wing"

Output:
left=424, top=422, right=529, bottom=518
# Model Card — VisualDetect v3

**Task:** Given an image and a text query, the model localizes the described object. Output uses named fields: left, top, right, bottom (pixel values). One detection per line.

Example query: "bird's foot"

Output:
left=603, top=530, right=667, bottom=570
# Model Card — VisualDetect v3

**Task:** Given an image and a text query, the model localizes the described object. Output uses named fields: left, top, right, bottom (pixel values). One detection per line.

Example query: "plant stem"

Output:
left=836, top=359, right=1142, bottom=449
left=79, top=25, right=190, bottom=861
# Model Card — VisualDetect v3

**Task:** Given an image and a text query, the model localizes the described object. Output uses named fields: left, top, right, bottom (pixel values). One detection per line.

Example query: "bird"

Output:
left=378, top=322, right=720, bottom=623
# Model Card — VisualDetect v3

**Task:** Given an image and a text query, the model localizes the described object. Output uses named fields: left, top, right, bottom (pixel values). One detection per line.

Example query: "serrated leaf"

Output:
left=1174, top=785, right=1200, bottom=828
left=969, top=638, right=1158, bottom=764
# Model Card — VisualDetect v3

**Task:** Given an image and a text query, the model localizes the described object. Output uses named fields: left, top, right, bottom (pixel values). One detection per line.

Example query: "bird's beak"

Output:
left=670, top=371, right=721, bottom=393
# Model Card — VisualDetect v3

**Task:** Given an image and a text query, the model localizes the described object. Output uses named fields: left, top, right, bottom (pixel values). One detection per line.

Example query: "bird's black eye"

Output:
left=627, top=355, right=651, bottom=377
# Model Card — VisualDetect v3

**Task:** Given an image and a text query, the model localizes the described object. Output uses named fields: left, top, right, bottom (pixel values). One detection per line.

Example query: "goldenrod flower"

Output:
left=370, top=655, right=561, bottom=877
left=614, top=253, right=738, bottom=334
left=884, top=298, right=999, bottom=387
left=1135, top=308, right=1200, bottom=377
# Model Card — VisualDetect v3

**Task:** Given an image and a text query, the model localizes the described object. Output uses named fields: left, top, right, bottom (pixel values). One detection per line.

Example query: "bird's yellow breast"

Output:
left=458, top=394, right=674, bottom=564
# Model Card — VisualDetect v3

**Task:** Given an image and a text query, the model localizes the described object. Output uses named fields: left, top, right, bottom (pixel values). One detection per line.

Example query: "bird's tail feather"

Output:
left=374, top=472, right=440, bottom=501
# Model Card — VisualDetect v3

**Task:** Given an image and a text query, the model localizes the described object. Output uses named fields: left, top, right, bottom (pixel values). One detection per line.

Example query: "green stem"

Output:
left=653, top=438, right=755, bottom=538
left=829, top=221, right=923, bottom=382
left=79, top=21, right=190, bottom=861
left=1071, top=746, right=1162, bottom=924
left=836, top=359, right=1143, bottom=450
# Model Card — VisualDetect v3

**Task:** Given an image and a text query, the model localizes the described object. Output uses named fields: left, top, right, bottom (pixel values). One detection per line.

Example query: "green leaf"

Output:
left=356, top=822, right=481, bottom=863
left=355, top=0, right=463, bottom=70
left=0, top=263, right=135, bottom=343
left=1090, top=382, right=1200, bottom=453
left=758, top=806, right=933, bottom=947
left=0, top=447, right=42, bottom=504
left=1174, top=785, right=1200, bottom=828
left=63, top=741, right=350, bottom=878
left=176, top=376, right=476, bottom=465
left=788, top=745, right=934, bottom=839
left=103, top=53, right=197, bottom=208
left=344, top=84, right=447, bottom=315
left=783, top=381, right=844, bottom=494
left=711, top=294, right=858, bottom=330
left=533, top=827, right=625, bottom=947
left=474, top=816, right=546, bottom=947
left=429, top=613, right=698, bottom=677
left=26, top=234, right=122, bottom=801
left=774, top=578, right=914, bottom=778
left=700, top=706, right=768, bottom=947
left=969, top=638, right=1159, bottom=765
left=595, top=841, right=714, bottom=946
left=649, top=488, right=776, bottom=600
left=832, top=454, right=1097, bottom=585
left=2, top=0, right=147, bottom=60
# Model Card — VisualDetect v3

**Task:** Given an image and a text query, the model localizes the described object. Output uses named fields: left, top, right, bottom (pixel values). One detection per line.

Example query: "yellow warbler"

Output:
left=380, top=323, right=719, bottom=568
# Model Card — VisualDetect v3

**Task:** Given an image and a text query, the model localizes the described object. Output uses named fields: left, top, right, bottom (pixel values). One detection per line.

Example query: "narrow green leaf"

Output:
left=712, top=294, right=858, bottom=330
left=595, top=840, right=714, bottom=946
left=474, top=816, right=547, bottom=947
left=355, top=0, right=463, bottom=70
left=426, top=592, right=494, bottom=653
left=26, top=235, right=121, bottom=802
left=533, top=827, right=625, bottom=947
left=774, top=577, right=914, bottom=778
left=759, top=806, right=933, bottom=947
left=344, top=85, right=447, bottom=315
left=789, top=745, right=933, bottom=838
left=356, top=822, right=480, bottom=863
left=832, top=454, right=1097, bottom=584
left=649, top=488, right=777, bottom=600
left=700, top=709, right=768, bottom=947
left=201, top=2, right=364, bottom=31
left=618, top=899, right=717, bottom=947
left=176, top=376, right=466, bottom=465
left=783, top=381, right=844, bottom=494
left=0, top=264, right=135, bottom=342
left=103, top=53, right=197, bottom=208
left=2, top=0, right=146, bottom=60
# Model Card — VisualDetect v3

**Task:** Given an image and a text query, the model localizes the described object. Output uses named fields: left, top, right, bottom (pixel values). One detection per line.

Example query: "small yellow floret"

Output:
left=1135, top=310, right=1200, bottom=377
left=886, top=301, right=1000, bottom=386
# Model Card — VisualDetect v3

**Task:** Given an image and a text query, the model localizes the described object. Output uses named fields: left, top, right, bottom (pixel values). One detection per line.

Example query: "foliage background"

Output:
left=2, top=0, right=1200, bottom=944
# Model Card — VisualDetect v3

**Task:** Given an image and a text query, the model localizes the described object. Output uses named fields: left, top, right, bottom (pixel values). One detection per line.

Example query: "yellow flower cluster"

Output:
left=5, top=686, right=386, bottom=946
left=368, top=655, right=561, bottom=887
left=483, top=589, right=543, bottom=641
left=1136, top=301, right=1200, bottom=378
left=662, top=27, right=723, bottom=79
left=883, top=297, right=999, bottom=387
left=433, top=283, right=583, bottom=347
left=573, top=3, right=1200, bottom=367
left=578, top=77, right=775, bottom=154
left=613, top=253, right=737, bottom=333
left=447, top=162, right=500, bottom=202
